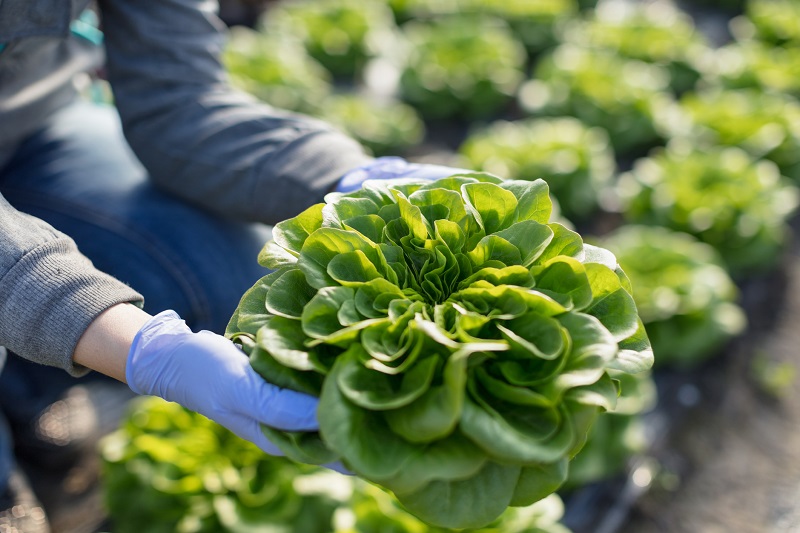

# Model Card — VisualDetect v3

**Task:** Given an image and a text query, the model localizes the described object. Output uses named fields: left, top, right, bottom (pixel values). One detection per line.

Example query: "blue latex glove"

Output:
left=126, top=310, right=318, bottom=456
left=335, top=156, right=468, bottom=193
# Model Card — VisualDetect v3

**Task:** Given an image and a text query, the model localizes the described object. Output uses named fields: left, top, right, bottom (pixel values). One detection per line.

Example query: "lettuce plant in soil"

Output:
left=707, top=40, right=800, bottom=98
left=101, top=398, right=574, bottom=533
left=387, top=0, right=577, bottom=56
left=226, top=173, right=653, bottom=529
left=730, top=0, right=800, bottom=46
left=459, top=117, right=615, bottom=221
left=675, top=88, right=800, bottom=183
left=260, top=0, right=398, bottom=79
left=399, top=16, right=526, bottom=120
left=615, top=144, right=799, bottom=276
left=314, top=93, right=425, bottom=157
left=558, top=0, right=709, bottom=94
left=564, top=371, right=656, bottom=488
left=222, top=27, right=332, bottom=115
left=519, top=45, right=674, bottom=157
left=100, top=397, right=341, bottom=533
left=467, top=0, right=578, bottom=56
left=597, top=225, right=747, bottom=368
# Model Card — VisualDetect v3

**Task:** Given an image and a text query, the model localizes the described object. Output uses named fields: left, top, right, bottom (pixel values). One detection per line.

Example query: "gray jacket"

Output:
left=0, top=0, right=371, bottom=374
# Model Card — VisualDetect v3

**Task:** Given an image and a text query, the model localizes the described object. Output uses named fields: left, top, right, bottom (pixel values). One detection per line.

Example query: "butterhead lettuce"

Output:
left=226, top=173, right=653, bottom=529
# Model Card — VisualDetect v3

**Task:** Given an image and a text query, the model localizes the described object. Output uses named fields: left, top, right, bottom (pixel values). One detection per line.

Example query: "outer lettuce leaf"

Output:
left=395, top=461, right=522, bottom=530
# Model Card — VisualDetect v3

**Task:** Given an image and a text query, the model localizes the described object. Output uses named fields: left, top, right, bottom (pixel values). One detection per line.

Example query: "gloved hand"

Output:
left=335, top=156, right=468, bottom=193
left=126, top=310, right=317, bottom=456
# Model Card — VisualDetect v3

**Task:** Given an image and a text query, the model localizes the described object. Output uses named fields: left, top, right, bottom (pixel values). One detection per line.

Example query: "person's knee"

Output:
left=182, top=222, right=272, bottom=334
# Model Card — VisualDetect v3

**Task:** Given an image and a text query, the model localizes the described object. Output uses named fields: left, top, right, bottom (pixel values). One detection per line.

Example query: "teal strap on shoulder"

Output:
left=0, top=10, right=101, bottom=51
left=0, top=11, right=99, bottom=52
left=70, top=9, right=103, bottom=46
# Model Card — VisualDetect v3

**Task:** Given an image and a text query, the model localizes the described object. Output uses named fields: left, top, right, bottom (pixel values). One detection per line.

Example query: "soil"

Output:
left=616, top=239, right=800, bottom=533
left=19, top=381, right=135, bottom=533
left=558, top=212, right=800, bottom=533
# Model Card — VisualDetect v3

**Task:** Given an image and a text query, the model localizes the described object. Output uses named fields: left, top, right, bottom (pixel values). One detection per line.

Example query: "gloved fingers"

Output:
left=336, top=157, right=468, bottom=193
left=172, top=332, right=320, bottom=432
left=220, top=412, right=287, bottom=456
left=403, top=162, right=470, bottom=181
left=129, top=311, right=321, bottom=451
left=246, top=372, right=320, bottom=432
left=322, top=461, right=353, bottom=476
left=335, top=156, right=404, bottom=192
left=357, top=165, right=468, bottom=192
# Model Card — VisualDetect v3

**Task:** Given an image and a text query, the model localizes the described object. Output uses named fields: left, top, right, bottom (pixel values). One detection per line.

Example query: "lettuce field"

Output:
left=95, top=0, right=800, bottom=532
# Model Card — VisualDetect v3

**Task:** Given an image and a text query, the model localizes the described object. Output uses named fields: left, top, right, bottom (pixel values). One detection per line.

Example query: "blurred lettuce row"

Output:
left=596, top=225, right=747, bottom=368
left=227, top=174, right=653, bottom=529
left=614, top=144, right=800, bottom=276
left=729, top=0, right=800, bottom=46
left=222, top=27, right=424, bottom=156
left=558, top=0, right=710, bottom=94
left=399, top=16, right=527, bottom=120
left=705, top=40, right=800, bottom=97
left=101, top=397, right=574, bottom=533
left=223, top=26, right=333, bottom=114
left=519, top=44, right=676, bottom=157
left=713, top=0, right=800, bottom=97
left=458, top=117, right=615, bottom=221
left=564, top=371, right=656, bottom=489
left=100, top=397, right=343, bottom=533
left=387, top=0, right=578, bottom=56
left=315, top=94, right=425, bottom=157
left=259, top=0, right=400, bottom=80
left=672, top=88, right=800, bottom=184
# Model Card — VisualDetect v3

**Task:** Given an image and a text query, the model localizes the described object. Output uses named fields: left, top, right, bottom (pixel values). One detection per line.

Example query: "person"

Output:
left=0, top=1, right=462, bottom=531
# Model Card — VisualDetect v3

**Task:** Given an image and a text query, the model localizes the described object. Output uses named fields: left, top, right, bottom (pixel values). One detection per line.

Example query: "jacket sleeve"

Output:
left=0, top=195, right=144, bottom=375
left=97, top=0, right=372, bottom=225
